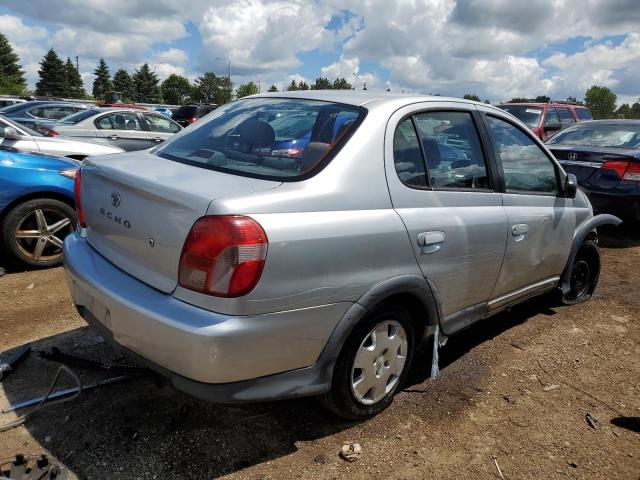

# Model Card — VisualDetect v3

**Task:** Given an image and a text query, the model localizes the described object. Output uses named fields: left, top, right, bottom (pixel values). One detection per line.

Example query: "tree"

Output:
left=0, top=33, right=26, bottom=95
left=64, top=57, right=85, bottom=98
left=534, top=95, right=550, bottom=103
left=132, top=63, right=160, bottom=103
left=267, top=84, right=278, bottom=92
left=584, top=85, right=617, bottom=119
left=615, top=103, right=631, bottom=119
left=566, top=96, right=584, bottom=106
left=236, top=81, right=259, bottom=98
left=160, top=74, right=192, bottom=104
left=311, top=77, right=332, bottom=90
left=92, top=58, right=112, bottom=99
left=298, top=81, right=310, bottom=90
left=35, top=48, right=67, bottom=97
left=508, top=97, right=531, bottom=103
left=332, top=77, right=352, bottom=90
left=286, top=80, right=298, bottom=91
left=463, top=94, right=481, bottom=102
left=192, top=72, right=231, bottom=104
left=112, top=68, right=134, bottom=102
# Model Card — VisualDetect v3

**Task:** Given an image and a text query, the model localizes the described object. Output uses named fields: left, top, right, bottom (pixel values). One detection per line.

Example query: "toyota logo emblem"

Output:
left=111, top=192, right=121, bottom=208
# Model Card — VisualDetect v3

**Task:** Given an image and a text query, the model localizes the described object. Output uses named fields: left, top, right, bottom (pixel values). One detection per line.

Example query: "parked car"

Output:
left=0, top=149, right=79, bottom=268
left=46, top=108, right=182, bottom=151
left=0, top=101, right=90, bottom=130
left=154, top=107, right=173, bottom=118
left=0, top=115, right=124, bottom=159
left=497, top=102, right=593, bottom=141
left=65, top=92, right=619, bottom=420
left=0, top=97, right=26, bottom=108
left=546, top=119, right=640, bottom=224
left=171, top=104, right=217, bottom=127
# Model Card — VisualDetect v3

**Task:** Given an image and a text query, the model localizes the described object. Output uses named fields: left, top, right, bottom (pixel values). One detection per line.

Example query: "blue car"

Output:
left=0, top=147, right=78, bottom=268
left=154, top=107, right=173, bottom=118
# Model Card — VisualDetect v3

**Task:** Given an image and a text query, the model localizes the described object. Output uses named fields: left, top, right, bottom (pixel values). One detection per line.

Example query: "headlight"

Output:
left=58, top=168, right=78, bottom=179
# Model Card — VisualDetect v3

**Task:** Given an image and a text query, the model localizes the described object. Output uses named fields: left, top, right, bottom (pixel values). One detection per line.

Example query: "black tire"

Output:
left=1, top=198, right=76, bottom=269
left=320, top=304, right=415, bottom=421
left=562, top=240, right=600, bottom=305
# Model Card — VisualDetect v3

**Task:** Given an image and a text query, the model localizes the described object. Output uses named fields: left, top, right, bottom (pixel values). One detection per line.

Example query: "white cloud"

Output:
left=155, top=48, right=188, bottom=66
left=320, top=56, right=377, bottom=88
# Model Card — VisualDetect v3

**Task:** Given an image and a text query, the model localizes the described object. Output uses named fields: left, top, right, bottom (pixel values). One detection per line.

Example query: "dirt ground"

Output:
left=1, top=230, right=639, bottom=480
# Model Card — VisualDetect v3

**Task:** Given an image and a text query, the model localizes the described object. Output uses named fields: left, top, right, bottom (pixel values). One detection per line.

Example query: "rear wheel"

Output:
left=320, top=305, right=415, bottom=420
left=1, top=198, right=76, bottom=268
left=562, top=240, right=600, bottom=305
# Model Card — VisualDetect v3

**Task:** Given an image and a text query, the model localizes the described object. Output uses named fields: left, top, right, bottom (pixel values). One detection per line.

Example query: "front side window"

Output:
left=108, top=112, right=142, bottom=131
left=413, top=111, right=490, bottom=189
left=544, top=108, right=560, bottom=126
left=557, top=107, right=573, bottom=126
left=156, top=98, right=364, bottom=180
left=393, top=118, right=427, bottom=188
left=487, top=115, right=558, bottom=194
left=144, top=113, right=180, bottom=133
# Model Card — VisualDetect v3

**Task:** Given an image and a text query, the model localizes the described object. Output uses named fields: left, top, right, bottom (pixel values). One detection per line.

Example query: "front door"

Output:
left=385, top=104, right=508, bottom=324
left=480, top=111, right=576, bottom=304
left=95, top=112, right=154, bottom=151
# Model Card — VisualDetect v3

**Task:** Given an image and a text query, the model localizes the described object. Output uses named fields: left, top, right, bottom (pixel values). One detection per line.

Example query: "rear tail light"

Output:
left=188, top=116, right=197, bottom=124
left=179, top=215, right=267, bottom=297
left=602, top=160, right=640, bottom=181
left=73, top=168, right=86, bottom=228
left=46, top=129, right=59, bottom=136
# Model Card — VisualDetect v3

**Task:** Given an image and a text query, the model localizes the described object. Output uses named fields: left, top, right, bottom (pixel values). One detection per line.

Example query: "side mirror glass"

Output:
left=564, top=173, right=578, bottom=199
left=2, top=127, right=21, bottom=140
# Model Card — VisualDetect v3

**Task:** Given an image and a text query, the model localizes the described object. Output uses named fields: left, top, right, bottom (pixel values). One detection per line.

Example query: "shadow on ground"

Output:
left=0, top=296, right=558, bottom=480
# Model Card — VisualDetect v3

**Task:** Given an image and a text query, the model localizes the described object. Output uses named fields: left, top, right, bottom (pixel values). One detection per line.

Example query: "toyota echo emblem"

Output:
left=111, top=191, right=121, bottom=208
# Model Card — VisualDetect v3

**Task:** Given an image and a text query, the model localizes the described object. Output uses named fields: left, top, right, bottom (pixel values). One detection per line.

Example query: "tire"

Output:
left=320, top=305, right=415, bottom=420
left=561, top=240, right=600, bottom=305
left=1, top=198, right=76, bottom=269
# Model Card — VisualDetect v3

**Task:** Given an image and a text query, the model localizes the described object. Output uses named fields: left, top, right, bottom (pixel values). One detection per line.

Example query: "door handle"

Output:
left=417, top=231, right=446, bottom=254
left=512, top=224, right=529, bottom=242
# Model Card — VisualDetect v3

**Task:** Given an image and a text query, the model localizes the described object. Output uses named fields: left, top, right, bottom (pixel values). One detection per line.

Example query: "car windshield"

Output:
left=547, top=123, right=640, bottom=148
left=58, top=109, right=100, bottom=124
left=0, top=115, right=42, bottom=136
left=499, top=105, right=543, bottom=128
left=156, top=97, right=364, bottom=180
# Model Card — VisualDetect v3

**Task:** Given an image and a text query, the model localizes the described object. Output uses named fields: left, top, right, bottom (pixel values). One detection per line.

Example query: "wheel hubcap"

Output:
left=569, top=259, right=590, bottom=299
left=351, top=320, right=408, bottom=405
left=14, top=208, right=73, bottom=262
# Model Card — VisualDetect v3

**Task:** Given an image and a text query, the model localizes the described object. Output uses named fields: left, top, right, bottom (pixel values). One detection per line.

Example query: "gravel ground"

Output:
left=0, top=230, right=639, bottom=479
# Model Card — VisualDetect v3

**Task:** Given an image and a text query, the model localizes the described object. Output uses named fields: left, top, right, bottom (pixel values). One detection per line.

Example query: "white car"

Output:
left=0, top=115, right=123, bottom=159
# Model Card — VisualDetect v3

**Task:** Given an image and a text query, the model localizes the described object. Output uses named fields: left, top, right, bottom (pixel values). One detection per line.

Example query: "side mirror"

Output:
left=2, top=127, right=21, bottom=140
left=544, top=121, right=562, bottom=132
left=564, top=173, right=578, bottom=199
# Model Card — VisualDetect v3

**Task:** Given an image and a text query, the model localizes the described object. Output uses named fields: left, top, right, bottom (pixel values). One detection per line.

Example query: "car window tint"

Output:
left=144, top=113, right=179, bottom=133
left=109, top=112, right=142, bottom=131
left=487, top=115, right=558, bottom=194
left=557, top=107, right=573, bottom=125
left=544, top=108, right=560, bottom=126
left=393, top=118, right=427, bottom=188
left=413, top=111, right=490, bottom=189
left=576, top=108, right=593, bottom=121
left=96, top=115, right=113, bottom=129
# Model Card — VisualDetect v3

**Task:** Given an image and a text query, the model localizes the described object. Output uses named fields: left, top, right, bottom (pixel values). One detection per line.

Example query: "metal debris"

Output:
left=339, top=443, right=362, bottom=462
left=0, top=343, right=31, bottom=381
left=586, top=413, right=598, bottom=429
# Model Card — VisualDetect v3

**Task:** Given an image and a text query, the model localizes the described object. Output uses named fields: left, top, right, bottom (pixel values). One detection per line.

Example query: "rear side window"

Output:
left=144, top=113, right=180, bottom=133
left=413, top=111, right=490, bottom=189
left=156, top=98, right=365, bottom=180
left=575, top=108, right=593, bottom=121
left=487, top=115, right=558, bottom=194
left=108, top=112, right=142, bottom=131
left=393, top=118, right=427, bottom=188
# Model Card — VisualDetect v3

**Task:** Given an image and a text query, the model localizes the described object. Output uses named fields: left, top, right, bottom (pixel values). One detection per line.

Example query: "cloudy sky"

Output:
left=1, top=0, right=639, bottom=104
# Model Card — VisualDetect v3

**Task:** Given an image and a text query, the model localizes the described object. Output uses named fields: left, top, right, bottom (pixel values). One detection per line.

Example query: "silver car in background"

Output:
left=51, top=108, right=182, bottom=151
left=64, top=92, right=620, bottom=420
left=0, top=115, right=123, bottom=158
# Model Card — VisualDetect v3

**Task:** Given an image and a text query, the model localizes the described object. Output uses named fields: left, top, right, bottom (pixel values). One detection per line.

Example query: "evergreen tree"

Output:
left=311, top=77, right=332, bottom=90
left=160, top=73, right=192, bottom=104
left=286, top=80, right=299, bottom=91
left=267, top=84, right=278, bottom=92
left=35, top=48, right=67, bottom=97
left=332, top=77, right=352, bottom=90
left=92, top=58, right=112, bottom=99
left=64, top=57, right=85, bottom=98
left=193, top=72, right=231, bottom=104
left=0, top=33, right=27, bottom=95
left=463, top=94, right=481, bottom=102
left=298, top=81, right=310, bottom=90
left=132, top=63, right=161, bottom=103
left=112, top=68, right=134, bottom=102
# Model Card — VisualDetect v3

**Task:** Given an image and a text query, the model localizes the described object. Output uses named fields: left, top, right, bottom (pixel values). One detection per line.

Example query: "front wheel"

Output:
left=562, top=240, right=600, bottom=305
left=320, top=305, right=415, bottom=420
left=1, top=198, right=76, bottom=268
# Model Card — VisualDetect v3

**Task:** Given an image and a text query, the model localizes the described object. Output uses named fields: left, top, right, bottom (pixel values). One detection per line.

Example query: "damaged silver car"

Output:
left=63, top=92, right=620, bottom=419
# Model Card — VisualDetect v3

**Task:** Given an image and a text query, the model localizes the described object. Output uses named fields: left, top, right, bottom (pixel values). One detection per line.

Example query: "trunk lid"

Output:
left=81, top=150, right=281, bottom=293
left=548, top=145, right=640, bottom=188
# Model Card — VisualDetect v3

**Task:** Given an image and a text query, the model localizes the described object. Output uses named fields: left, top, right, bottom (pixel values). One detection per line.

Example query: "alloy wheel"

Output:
left=14, top=208, right=73, bottom=262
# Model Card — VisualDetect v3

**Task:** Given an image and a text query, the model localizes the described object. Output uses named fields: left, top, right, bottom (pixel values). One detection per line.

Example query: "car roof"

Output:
left=571, top=119, right=640, bottom=126
left=498, top=102, right=589, bottom=108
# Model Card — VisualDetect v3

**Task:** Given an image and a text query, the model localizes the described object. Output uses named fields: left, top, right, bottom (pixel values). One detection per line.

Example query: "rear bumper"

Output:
left=63, top=233, right=350, bottom=401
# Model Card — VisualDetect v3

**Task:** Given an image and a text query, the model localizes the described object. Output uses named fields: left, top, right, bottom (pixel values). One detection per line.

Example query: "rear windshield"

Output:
left=498, top=105, right=543, bottom=128
left=547, top=123, right=640, bottom=148
left=156, top=97, right=364, bottom=180
left=58, top=109, right=100, bottom=124
left=173, top=105, right=198, bottom=118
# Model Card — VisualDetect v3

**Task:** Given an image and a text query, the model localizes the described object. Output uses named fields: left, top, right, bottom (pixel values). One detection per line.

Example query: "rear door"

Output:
left=385, top=102, right=507, bottom=322
left=140, top=112, right=181, bottom=145
left=480, top=110, right=576, bottom=305
left=95, top=112, right=154, bottom=151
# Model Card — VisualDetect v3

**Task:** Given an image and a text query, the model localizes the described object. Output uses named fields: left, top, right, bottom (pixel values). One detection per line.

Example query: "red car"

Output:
left=498, top=102, right=593, bottom=141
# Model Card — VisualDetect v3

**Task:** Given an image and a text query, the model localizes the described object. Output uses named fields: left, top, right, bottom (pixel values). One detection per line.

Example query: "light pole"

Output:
left=216, top=57, right=231, bottom=102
